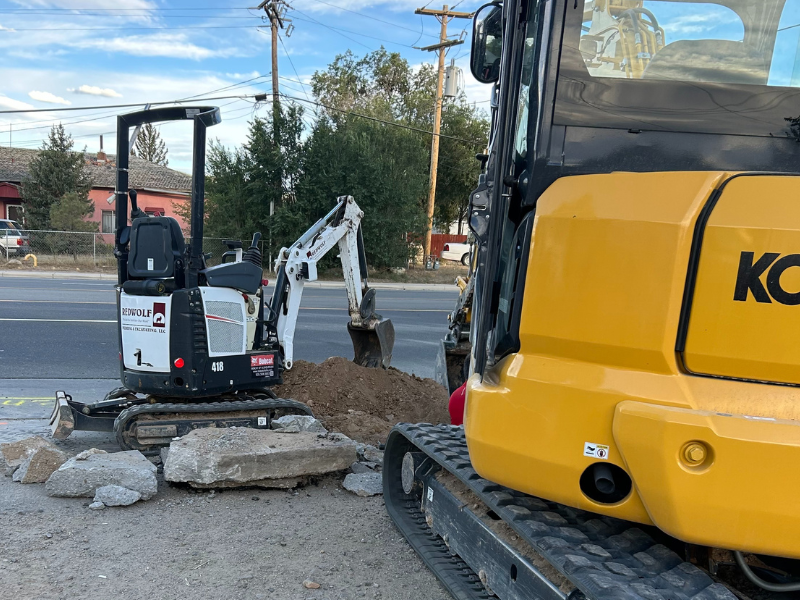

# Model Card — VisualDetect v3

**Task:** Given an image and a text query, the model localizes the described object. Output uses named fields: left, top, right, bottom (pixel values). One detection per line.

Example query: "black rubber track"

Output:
left=114, top=397, right=313, bottom=451
left=385, top=423, right=738, bottom=600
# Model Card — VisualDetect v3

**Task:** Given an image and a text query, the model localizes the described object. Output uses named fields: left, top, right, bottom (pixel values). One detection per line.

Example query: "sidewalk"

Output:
left=0, top=268, right=458, bottom=292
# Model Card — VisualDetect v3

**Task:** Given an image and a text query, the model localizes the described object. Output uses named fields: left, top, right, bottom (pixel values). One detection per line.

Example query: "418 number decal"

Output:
left=211, top=361, right=224, bottom=372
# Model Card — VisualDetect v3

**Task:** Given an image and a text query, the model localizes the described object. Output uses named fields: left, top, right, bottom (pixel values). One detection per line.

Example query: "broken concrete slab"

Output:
left=350, top=462, right=375, bottom=474
left=94, top=485, right=141, bottom=507
left=1, top=436, right=53, bottom=471
left=74, top=448, right=107, bottom=461
left=356, top=444, right=384, bottom=465
left=343, top=472, right=383, bottom=497
left=12, top=445, right=68, bottom=484
left=271, top=415, right=327, bottom=433
left=164, top=427, right=357, bottom=488
left=45, top=450, right=157, bottom=500
left=187, top=477, right=305, bottom=490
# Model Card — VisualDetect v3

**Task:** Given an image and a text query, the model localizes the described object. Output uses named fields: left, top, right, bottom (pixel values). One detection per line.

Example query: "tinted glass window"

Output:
left=557, top=0, right=800, bottom=137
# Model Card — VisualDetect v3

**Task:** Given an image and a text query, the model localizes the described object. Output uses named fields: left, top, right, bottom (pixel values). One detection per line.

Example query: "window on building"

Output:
left=102, top=210, right=115, bottom=234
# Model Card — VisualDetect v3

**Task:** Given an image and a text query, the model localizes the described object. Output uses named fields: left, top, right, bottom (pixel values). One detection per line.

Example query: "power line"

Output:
left=280, top=93, right=484, bottom=145
left=0, top=6, right=254, bottom=11
left=0, top=94, right=254, bottom=115
left=299, top=0, right=439, bottom=39
left=0, top=24, right=262, bottom=31
left=278, top=34, right=312, bottom=102
left=287, top=7, right=372, bottom=50
left=286, top=13, right=417, bottom=47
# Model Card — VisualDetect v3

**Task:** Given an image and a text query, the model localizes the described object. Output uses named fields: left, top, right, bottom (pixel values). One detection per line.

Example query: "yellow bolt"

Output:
left=684, top=443, right=707, bottom=465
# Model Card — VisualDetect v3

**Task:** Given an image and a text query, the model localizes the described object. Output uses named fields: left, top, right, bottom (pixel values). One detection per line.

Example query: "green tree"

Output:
left=311, top=49, right=488, bottom=237
left=132, top=123, right=169, bottom=166
left=21, top=124, right=92, bottom=230
left=49, top=192, right=98, bottom=232
left=203, top=105, right=306, bottom=262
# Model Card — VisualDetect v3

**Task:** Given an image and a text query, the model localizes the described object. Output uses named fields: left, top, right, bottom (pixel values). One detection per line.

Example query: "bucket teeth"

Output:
left=348, top=319, right=395, bottom=369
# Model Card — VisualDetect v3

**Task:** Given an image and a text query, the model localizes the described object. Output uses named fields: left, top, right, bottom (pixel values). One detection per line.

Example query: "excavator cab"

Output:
left=386, top=1, right=800, bottom=598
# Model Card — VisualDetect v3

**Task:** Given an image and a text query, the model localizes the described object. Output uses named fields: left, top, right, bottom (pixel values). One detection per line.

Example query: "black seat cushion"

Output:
left=202, top=260, right=262, bottom=294
left=643, top=40, right=768, bottom=85
left=127, top=217, right=185, bottom=279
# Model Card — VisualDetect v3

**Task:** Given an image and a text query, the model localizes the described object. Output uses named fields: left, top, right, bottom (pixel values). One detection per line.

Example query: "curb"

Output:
left=0, top=269, right=458, bottom=292
left=0, top=269, right=117, bottom=280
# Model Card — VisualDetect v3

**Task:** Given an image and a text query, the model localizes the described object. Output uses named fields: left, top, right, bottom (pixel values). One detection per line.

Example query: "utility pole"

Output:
left=415, top=5, right=472, bottom=263
left=256, top=0, right=293, bottom=272
left=256, top=0, right=293, bottom=119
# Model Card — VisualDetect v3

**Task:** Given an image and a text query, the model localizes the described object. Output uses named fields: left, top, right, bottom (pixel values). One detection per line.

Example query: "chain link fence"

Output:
left=1, top=230, right=274, bottom=272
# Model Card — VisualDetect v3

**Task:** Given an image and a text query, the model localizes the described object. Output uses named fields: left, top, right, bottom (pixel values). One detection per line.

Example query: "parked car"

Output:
left=0, top=219, right=30, bottom=257
left=441, top=241, right=472, bottom=266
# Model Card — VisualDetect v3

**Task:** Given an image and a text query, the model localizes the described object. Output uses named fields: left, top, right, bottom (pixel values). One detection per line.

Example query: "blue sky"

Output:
left=0, top=0, right=492, bottom=171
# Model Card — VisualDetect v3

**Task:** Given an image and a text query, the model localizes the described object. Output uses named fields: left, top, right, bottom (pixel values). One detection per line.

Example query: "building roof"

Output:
left=0, top=147, right=192, bottom=192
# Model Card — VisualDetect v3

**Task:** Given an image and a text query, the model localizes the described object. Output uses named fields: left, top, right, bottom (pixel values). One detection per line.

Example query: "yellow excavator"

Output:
left=385, top=0, right=800, bottom=598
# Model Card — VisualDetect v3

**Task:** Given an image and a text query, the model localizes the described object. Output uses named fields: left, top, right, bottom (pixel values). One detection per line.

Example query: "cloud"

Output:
left=68, top=85, right=122, bottom=98
left=77, top=33, right=234, bottom=61
left=0, top=95, right=34, bottom=111
left=0, top=24, right=15, bottom=32
left=28, top=90, right=71, bottom=105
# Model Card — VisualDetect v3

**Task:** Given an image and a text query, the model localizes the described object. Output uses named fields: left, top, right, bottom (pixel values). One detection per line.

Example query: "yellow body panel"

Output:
left=465, top=172, right=800, bottom=558
left=685, top=175, right=800, bottom=385
left=613, top=401, right=800, bottom=559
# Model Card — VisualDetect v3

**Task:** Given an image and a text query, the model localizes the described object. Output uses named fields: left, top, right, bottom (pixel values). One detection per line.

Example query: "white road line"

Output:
left=0, top=300, right=115, bottom=304
left=0, top=318, right=115, bottom=323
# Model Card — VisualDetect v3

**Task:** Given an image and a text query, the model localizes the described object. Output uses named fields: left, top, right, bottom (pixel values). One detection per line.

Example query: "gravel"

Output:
left=0, top=466, right=451, bottom=600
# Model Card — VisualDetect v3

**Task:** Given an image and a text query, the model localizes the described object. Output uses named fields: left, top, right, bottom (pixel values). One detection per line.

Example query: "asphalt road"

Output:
left=0, top=275, right=457, bottom=385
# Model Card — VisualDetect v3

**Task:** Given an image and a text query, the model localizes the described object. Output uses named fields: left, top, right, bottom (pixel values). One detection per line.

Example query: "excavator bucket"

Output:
left=348, top=319, right=395, bottom=369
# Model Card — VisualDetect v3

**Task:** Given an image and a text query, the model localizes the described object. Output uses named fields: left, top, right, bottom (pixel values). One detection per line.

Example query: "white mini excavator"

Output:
left=50, top=106, right=394, bottom=452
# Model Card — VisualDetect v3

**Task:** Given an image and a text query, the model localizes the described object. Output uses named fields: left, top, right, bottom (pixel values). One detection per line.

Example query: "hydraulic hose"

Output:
left=734, top=551, right=800, bottom=592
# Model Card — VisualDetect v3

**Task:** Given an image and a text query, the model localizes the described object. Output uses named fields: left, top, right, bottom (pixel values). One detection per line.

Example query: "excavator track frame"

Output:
left=114, top=397, right=313, bottom=452
left=384, top=423, right=737, bottom=600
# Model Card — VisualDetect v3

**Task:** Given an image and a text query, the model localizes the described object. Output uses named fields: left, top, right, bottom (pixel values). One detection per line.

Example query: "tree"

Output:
left=132, top=123, right=169, bottom=166
left=21, top=124, right=92, bottom=230
left=49, top=192, right=98, bottom=232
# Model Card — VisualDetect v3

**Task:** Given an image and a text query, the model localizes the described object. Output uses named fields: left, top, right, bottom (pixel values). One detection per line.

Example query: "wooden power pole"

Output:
left=415, top=5, right=472, bottom=262
left=256, top=0, right=293, bottom=118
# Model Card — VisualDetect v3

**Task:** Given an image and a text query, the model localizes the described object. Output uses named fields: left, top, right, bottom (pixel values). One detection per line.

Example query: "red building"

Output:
left=0, top=147, right=191, bottom=241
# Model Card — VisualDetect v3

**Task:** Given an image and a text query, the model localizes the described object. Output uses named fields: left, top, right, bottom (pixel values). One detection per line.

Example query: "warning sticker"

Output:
left=584, top=442, right=609, bottom=460
left=251, top=354, right=275, bottom=378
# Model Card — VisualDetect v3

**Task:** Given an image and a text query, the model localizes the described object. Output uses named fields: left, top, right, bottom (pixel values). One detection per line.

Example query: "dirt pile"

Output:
left=274, top=357, right=450, bottom=444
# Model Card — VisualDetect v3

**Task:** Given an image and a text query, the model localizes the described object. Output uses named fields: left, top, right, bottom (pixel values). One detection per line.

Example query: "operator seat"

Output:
left=124, top=216, right=186, bottom=294
left=643, top=40, right=768, bottom=86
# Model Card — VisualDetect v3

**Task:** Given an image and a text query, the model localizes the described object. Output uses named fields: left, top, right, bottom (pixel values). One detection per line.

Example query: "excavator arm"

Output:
left=268, top=195, right=395, bottom=370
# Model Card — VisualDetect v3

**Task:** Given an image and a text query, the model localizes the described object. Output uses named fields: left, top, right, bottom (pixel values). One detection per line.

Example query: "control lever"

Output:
left=250, top=232, right=262, bottom=249
left=129, top=189, right=147, bottom=220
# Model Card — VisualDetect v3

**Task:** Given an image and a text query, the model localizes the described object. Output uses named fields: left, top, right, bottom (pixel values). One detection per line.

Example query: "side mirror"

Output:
left=470, top=2, right=503, bottom=84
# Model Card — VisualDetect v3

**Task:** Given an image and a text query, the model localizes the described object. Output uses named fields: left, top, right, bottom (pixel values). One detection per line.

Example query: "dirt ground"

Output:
left=274, top=357, right=451, bottom=445
left=0, top=470, right=452, bottom=600
left=0, top=360, right=454, bottom=600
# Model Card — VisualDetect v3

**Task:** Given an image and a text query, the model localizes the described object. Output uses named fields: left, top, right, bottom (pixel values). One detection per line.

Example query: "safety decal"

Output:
left=584, top=442, right=609, bottom=460
left=251, top=354, right=275, bottom=378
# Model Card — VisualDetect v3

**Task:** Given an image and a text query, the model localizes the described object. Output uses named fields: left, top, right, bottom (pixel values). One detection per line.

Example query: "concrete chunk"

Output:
left=343, top=472, right=383, bottom=497
left=271, top=415, right=327, bottom=433
left=1, top=436, right=53, bottom=471
left=12, top=445, right=67, bottom=484
left=45, top=450, right=157, bottom=499
left=94, top=485, right=142, bottom=507
left=164, top=428, right=357, bottom=488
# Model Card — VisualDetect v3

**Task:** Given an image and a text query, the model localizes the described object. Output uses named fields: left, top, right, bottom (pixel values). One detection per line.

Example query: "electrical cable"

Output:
left=280, top=93, right=485, bottom=145
left=0, top=94, right=252, bottom=115
left=734, top=552, right=800, bottom=593
left=299, top=0, right=438, bottom=38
